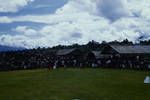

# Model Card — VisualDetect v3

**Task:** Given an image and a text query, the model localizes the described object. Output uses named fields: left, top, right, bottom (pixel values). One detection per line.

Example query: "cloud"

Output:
left=0, top=0, right=150, bottom=48
left=0, top=0, right=34, bottom=13
left=0, top=16, right=13, bottom=23
left=56, top=0, right=131, bottom=21
left=14, top=26, right=38, bottom=36
left=0, top=0, right=130, bottom=23
left=96, top=0, right=131, bottom=21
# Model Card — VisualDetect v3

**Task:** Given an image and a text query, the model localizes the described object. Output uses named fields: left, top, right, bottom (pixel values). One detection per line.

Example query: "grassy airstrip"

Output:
left=0, top=68, right=150, bottom=100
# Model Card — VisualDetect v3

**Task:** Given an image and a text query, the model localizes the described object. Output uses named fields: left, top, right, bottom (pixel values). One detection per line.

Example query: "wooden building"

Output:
left=101, top=45, right=150, bottom=69
left=86, top=51, right=101, bottom=61
left=85, top=51, right=101, bottom=67
left=85, top=51, right=112, bottom=67
left=56, top=48, right=83, bottom=67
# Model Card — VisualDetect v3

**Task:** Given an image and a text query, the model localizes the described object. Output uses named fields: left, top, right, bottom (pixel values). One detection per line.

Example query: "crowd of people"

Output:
left=0, top=49, right=150, bottom=71
left=51, top=55, right=150, bottom=70
left=99, top=55, right=150, bottom=70
left=0, top=49, right=56, bottom=71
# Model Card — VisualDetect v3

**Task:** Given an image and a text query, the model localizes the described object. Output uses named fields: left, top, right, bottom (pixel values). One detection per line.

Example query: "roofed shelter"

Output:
left=56, top=48, right=83, bottom=58
left=101, top=44, right=150, bottom=69
left=86, top=51, right=101, bottom=61
left=85, top=50, right=112, bottom=67
left=85, top=51, right=101, bottom=66
left=101, top=45, right=150, bottom=59
left=56, top=48, right=83, bottom=67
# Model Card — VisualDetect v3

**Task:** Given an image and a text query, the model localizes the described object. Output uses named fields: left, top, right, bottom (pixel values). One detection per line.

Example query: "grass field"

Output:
left=0, top=68, right=150, bottom=100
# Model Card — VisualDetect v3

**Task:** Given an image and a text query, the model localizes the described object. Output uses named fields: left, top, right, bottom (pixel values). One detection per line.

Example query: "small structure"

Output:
left=85, top=51, right=101, bottom=67
left=91, top=51, right=102, bottom=59
left=144, top=76, right=150, bottom=83
left=101, top=45, right=150, bottom=69
left=86, top=51, right=101, bottom=61
left=85, top=51, right=112, bottom=67
left=56, top=48, right=83, bottom=67
left=101, top=45, right=150, bottom=55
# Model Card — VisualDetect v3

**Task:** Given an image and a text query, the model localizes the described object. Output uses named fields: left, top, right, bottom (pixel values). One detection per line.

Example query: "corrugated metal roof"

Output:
left=56, top=48, right=76, bottom=56
left=110, top=45, right=150, bottom=54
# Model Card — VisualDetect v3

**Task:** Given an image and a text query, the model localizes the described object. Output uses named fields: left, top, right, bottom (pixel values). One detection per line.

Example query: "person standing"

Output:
left=53, top=60, right=58, bottom=69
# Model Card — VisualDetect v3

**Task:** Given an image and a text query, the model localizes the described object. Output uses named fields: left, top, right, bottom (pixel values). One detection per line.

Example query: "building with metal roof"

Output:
left=101, top=45, right=150, bottom=55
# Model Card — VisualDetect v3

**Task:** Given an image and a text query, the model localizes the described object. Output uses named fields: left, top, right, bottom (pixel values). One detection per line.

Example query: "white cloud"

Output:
left=0, top=16, right=12, bottom=23
left=0, top=0, right=150, bottom=48
left=0, top=0, right=34, bottom=13
left=56, top=0, right=98, bottom=14
left=14, top=26, right=38, bottom=36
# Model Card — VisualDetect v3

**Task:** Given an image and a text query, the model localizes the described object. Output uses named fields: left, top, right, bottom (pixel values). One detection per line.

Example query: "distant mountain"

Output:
left=0, top=45, right=25, bottom=52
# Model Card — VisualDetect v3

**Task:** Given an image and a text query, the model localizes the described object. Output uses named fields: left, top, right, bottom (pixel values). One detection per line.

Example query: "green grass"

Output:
left=0, top=68, right=150, bottom=100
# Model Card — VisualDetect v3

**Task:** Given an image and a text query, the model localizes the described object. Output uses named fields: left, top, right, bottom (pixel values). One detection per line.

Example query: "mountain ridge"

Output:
left=0, top=45, right=25, bottom=52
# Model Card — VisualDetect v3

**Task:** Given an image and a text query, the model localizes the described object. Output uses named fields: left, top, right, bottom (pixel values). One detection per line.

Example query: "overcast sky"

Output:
left=0, top=0, right=150, bottom=48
